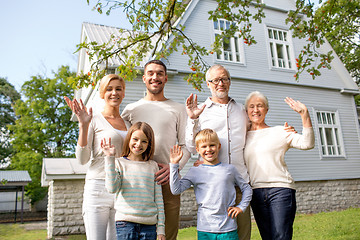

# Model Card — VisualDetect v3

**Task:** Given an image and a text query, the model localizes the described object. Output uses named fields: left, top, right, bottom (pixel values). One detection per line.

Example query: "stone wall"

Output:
left=47, top=179, right=85, bottom=238
left=47, top=178, right=360, bottom=236
left=295, top=178, right=360, bottom=214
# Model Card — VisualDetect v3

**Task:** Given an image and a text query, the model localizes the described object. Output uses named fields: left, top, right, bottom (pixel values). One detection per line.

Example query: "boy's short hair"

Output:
left=195, top=129, right=220, bottom=147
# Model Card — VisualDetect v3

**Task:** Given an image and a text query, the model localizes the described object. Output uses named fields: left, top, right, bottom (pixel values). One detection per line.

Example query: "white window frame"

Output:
left=313, top=109, right=346, bottom=158
left=266, top=26, right=295, bottom=70
left=213, top=19, right=245, bottom=64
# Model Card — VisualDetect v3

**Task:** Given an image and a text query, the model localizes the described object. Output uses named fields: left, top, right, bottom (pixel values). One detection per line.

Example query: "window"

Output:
left=213, top=19, right=244, bottom=63
left=267, top=27, right=294, bottom=69
left=315, top=110, right=344, bottom=157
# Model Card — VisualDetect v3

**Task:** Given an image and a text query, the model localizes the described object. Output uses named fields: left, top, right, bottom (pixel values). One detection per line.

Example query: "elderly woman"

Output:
left=64, top=74, right=127, bottom=240
left=244, top=91, right=315, bottom=240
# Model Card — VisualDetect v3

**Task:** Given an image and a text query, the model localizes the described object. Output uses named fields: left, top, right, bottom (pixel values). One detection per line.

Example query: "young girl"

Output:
left=101, top=122, right=166, bottom=240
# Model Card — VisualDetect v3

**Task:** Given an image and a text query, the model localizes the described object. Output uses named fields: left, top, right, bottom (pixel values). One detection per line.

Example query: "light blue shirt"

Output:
left=185, top=97, right=249, bottom=182
left=170, top=162, right=252, bottom=233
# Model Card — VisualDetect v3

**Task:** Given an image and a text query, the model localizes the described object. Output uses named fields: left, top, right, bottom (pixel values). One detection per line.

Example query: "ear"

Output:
left=206, top=81, right=210, bottom=88
left=164, top=74, right=168, bottom=83
left=142, top=74, right=146, bottom=84
left=218, top=143, right=221, bottom=150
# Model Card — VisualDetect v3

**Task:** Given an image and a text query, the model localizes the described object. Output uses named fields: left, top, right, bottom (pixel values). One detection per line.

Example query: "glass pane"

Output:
left=283, top=32, right=287, bottom=41
left=223, top=37, right=231, bottom=51
left=325, top=128, right=333, bottom=145
left=226, top=21, right=230, bottom=30
left=268, top=29, right=273, bottom=39
left=319, top=128, right=324, bottom=145
left=236, top=53, right=240, bottom=62
left=322, top=112, right=327, bottom=124
left=322, top=146, right=326, bottom=155
left=328, top=146, right=333, bottom=155
left=276, top=44, right=284, bottom=59
left=286, top=45, right=291, bottom=68
left=274, top=30, right=278, bottom=40
left=327, top=113, right=332, bottom=124
left=331, top=113, right=336, bottom=124
left=220, top=20, right=224, bottom=30
left=213, top=20, right=218, bottom=30
left=317, top=112, right=322, bottom=124
left=279, top=31, right=283, bottom=41
left=234, top=37, right=239, bottom=52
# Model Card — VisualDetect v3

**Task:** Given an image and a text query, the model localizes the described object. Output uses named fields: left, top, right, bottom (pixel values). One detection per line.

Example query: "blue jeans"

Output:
left=251, top=188, right=296, bottom=240
left=116, top=221, right=157, bottom=240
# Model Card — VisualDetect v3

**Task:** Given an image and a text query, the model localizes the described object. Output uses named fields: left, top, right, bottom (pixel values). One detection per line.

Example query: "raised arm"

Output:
left=284, top=97, right=312, bottom=128
left=64, top=97, right=93, bottom=147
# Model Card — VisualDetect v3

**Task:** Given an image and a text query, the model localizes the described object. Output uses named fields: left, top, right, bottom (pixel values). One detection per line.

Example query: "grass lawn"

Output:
left=0, top=208, right=359, bottom=240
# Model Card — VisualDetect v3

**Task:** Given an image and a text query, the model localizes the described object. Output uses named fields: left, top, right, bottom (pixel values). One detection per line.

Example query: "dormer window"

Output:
left=213, top=19, right=245, bottom=64
left=267, top=27, right=294, bottom=69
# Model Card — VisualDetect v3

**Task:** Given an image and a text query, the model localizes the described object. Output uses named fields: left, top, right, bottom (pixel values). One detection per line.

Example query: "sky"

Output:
left=0, top=0, right=131, bottom=91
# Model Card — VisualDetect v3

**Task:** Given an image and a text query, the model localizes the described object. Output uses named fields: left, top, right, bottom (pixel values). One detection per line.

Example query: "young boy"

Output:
left=169, top=128, right=252, bottom=240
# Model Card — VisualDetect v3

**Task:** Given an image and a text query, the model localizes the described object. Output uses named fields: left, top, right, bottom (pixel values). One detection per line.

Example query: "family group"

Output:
left=64, top=60, right=315, bottom=240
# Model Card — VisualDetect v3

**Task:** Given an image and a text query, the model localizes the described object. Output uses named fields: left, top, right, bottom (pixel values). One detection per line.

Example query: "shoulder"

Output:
left=123, top=99, right=143, bottom=110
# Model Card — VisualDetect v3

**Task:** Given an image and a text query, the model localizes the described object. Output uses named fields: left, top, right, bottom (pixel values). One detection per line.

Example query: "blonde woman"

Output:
left=64, top=74, right=127, bottom=240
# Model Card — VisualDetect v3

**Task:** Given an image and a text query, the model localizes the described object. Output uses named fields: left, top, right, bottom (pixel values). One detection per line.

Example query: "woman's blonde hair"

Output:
left=99, top=74, right=125, bottom=99
left=121, top=122, right=155, bottom=161
left=195, top=129, right=220, bottom=148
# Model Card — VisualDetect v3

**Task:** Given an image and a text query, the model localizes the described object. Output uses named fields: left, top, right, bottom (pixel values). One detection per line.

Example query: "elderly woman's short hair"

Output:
left=244, top=91, right=269, bottom=110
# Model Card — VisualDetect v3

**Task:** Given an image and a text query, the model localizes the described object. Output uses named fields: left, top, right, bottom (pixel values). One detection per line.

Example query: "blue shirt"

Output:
left=170, top=162, right=252, bottom=233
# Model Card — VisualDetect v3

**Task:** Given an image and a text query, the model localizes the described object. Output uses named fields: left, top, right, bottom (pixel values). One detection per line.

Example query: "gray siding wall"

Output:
left=167, top=0, right=354, bottom=90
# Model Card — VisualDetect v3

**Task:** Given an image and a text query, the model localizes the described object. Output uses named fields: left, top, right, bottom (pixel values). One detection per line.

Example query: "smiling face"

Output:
left=103, top=79, right=125, bottom=107
left=246, top=96, right=268, bottom=125
left=196, top=140, right=221, bottom=165
left=128, top=130, right=149, bottom=161
left=143, top=63, right=168, bottom=96
left=206, top=67, right=231, bottom=103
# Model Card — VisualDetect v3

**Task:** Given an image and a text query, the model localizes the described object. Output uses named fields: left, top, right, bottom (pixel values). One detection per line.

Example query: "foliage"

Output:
left=72, top=0, right=358, bottom=90
left=314, top=0, right=360, bottom=85
left=8, top=66, right=78, bottom=204
left=0, top=78, right=21, bottom=166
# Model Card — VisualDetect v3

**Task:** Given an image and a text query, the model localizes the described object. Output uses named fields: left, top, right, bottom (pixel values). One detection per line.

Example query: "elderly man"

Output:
left=185, top=64, right=251, bottom=240
left=121, top=59, right=191, bottom=240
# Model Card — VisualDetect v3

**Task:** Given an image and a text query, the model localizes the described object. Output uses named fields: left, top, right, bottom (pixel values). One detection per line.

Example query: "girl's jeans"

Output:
left=83, top=179, right=116, bottom=240
left=116, top=221, right=157, bottom=240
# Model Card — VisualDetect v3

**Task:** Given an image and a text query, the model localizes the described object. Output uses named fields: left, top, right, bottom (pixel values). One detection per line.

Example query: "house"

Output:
left=0, top=171, right=32, bottom=223
left=43, top=0, right=360, bottom=236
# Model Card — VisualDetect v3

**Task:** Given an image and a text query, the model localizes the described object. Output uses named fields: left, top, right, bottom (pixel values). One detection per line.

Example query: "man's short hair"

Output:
left=144, top=60, right=167, bottom=75
left=205, top=64, right=230, bottom=82
left=195, top=129, right=220, bottom=147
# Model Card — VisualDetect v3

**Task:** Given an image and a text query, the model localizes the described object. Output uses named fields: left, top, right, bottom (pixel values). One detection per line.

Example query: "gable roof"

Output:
left=80, top=22, right=160, bottom=68
left=0, top=171, right=32, bottom=187
left=41, top=158, right=89, bottom=186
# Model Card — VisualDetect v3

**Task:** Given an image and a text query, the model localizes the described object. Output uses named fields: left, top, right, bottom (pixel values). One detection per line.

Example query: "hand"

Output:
left=64, top=96, right=93, bottom=125
left=284, top=97, right=308, bottom=115
left=170, top=145, right=183, bottom=164
left=155, top=163, right=170, bottom=185
left=227, top=206, right=243, bottom=219
left=157, top=234, right=166, bottom=240
left=100, top=138, right=116, bottom=156
left=284, top=122, right=297, bottom=133
left=186, top=93, right=206, bottom=119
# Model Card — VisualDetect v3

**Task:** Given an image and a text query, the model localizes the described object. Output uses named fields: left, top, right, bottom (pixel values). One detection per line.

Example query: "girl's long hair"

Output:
left=121, top=122, right=155, bottom=161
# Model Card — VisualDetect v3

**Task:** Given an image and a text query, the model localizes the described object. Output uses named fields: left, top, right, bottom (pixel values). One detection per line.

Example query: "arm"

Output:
left=154, top=163, right=165, bottom=237
left=185, top=94, right=204, bottom=155
left=65, top=97, right=94, bottom=165
left=233, top=167, right=253, bottom=213
left=169, top=147, right=193, bottom=195
left=284, top=97, right=315, bottom=149
left=101, top=138, right=122, bottom=193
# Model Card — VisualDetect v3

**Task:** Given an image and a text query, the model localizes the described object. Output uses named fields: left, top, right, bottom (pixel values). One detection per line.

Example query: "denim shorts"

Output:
left=116, top=221, right=157, bottom=240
